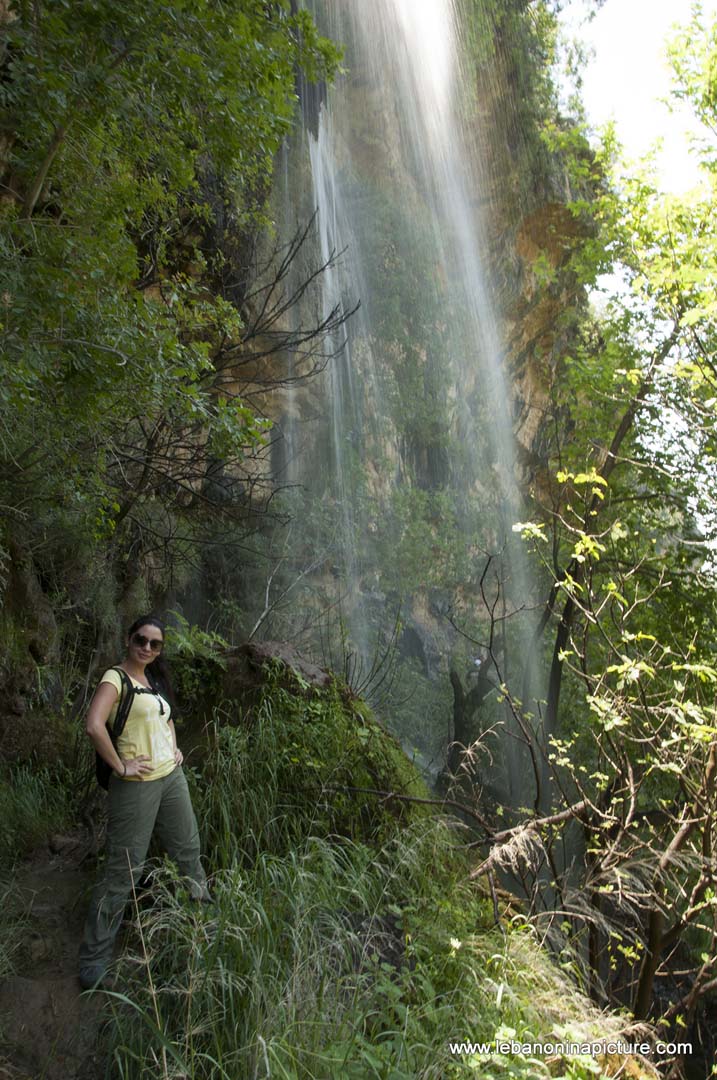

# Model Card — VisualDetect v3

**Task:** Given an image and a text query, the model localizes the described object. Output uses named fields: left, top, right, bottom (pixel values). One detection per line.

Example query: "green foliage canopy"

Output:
left=492, top=8, right=717, bottom=1026
left=0, top=0, right=339, bottom=594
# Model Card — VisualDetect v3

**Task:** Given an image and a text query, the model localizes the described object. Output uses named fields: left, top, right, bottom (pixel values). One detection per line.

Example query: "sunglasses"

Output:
left=132, top=633, right=164, bottom=652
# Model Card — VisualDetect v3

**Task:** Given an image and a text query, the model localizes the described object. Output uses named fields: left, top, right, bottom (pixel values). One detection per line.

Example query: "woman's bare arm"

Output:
left=85, top=682, right=151, bottom=778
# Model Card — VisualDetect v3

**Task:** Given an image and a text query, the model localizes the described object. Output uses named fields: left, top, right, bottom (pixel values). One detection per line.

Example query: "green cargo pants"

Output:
left=79, top=765, right=208, bottom=984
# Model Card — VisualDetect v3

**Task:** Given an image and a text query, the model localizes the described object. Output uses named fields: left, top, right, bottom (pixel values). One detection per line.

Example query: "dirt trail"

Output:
left=0, top=835, right=105, bottom=1080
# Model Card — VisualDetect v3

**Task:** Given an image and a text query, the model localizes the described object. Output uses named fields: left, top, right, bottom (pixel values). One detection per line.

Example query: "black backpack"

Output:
left=95, top=667, right=138, bottom=789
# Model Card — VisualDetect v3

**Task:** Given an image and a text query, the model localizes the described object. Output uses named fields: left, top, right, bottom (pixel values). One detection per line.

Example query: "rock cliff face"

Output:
left=241, top=3, right=586, bottom=504
left=470, top=15, right=590, bottom=490
left=0, top=1, right=589, bottom=754
left=228, top=0, right=588, bottom=668
left=507, top=201, right=586, bottom=487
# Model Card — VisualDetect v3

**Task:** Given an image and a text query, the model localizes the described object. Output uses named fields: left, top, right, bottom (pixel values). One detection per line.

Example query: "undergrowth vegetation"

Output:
left=0, top=762, right=74, bottom=864
left=98, top=676, right=643, bottom=1080
left=194, top=670, right=429, bottom=863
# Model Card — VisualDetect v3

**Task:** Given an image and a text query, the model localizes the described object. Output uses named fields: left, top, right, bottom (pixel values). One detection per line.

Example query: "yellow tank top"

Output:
left=100, top=668, right=175, bottom=782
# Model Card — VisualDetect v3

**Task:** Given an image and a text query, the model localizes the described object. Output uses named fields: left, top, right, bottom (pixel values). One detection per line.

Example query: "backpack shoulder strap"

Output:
left=143, top=668, right=167, bottom=716
left=109, top=666, right=136, bottom=741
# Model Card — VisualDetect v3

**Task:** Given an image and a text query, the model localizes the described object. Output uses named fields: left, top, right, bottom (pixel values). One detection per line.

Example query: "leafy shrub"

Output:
left=164, top=611, right=228, bottom=707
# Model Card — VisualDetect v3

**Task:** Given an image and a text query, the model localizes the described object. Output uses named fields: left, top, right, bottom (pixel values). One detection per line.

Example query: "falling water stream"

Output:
left=277, top=0, right=541, bottom=806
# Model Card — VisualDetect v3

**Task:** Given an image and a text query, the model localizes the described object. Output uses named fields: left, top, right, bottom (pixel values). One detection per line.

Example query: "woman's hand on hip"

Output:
left=121, top=755, right=152, bottom=778
left=174, top=747, right=184, bottom=766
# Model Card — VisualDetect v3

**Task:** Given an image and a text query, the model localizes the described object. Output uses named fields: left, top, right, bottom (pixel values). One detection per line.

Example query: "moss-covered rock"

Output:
left=189, top=641, right=430, bottom=861
left=255, top=664, right=430, bottom=843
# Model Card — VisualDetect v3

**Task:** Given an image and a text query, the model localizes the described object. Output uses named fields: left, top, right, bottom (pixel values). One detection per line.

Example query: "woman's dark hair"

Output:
left=127, top=614, right=177, bottom=710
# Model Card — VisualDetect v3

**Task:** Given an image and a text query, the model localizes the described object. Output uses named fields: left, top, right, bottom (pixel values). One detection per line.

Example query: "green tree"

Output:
left=0, top=0, right=340, bottom=613
left=464, top=9, right=717, bottom=1042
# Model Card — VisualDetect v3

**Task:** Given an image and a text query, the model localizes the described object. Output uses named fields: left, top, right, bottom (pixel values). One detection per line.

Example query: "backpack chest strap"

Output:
left=132, top=685, right=166, bottom=715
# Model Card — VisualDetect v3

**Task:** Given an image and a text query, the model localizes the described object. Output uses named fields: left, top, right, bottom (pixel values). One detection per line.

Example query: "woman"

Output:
left=79, top=614, right=210, bottom=991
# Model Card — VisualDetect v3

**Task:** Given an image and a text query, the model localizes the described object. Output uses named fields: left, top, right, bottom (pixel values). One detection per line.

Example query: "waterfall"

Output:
left=275, top=0, right=539, bottom=802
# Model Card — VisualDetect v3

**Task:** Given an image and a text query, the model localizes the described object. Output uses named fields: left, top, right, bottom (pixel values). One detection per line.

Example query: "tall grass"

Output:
left=103, top=691, right=636, bottom=1080
left=0, top=878, right=28, bottom=981
left=0, top=762, right=74, bottom=863
left=108, top=831, right=627, bottom=1078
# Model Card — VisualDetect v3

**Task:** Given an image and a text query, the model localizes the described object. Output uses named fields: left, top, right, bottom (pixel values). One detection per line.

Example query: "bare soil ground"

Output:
left=0, top=834, right=106, bottom=1080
